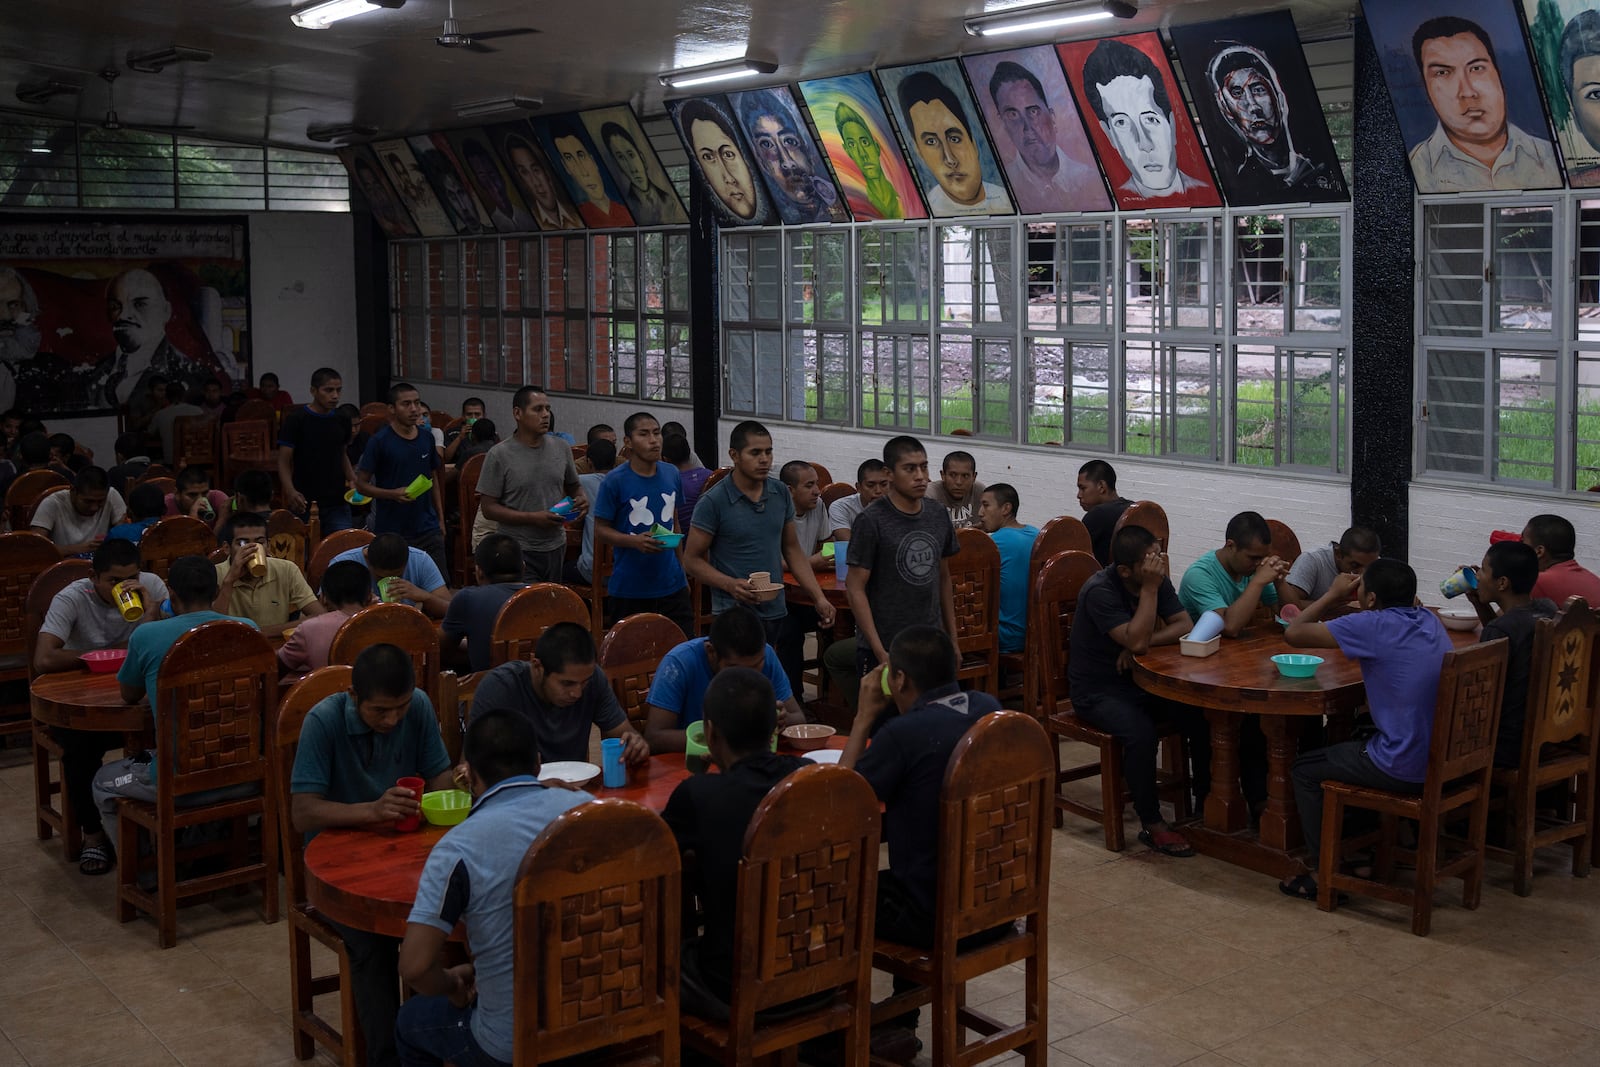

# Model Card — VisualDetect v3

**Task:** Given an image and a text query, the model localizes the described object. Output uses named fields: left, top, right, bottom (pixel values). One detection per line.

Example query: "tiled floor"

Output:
left=2, top=740, right=1598, bottom=1067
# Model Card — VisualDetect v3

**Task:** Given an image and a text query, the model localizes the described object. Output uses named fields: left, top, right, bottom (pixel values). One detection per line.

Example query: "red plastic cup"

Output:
left=395, top=776, right=425, bottom=832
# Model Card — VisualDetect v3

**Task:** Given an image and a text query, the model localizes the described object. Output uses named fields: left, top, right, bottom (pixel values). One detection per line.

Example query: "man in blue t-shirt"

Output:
left=1279, top=558, right=1452, bottom=901
left=355, top=381, right=447, bottom=575
left=332, top=532, right=453, bottom=619
left=976, top=483, right=1039, bottom=655
left=396, top=708, right=587, bottom=1067
left=592, top=411, right=693, bottom=636
left=644, top=604, right=804, bottom=753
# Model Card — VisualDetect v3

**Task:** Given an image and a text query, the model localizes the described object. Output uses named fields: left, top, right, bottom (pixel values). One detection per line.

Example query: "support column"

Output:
left=687, top=181, right=722, bottom=466
left=351, top=210, right=390, bottom=404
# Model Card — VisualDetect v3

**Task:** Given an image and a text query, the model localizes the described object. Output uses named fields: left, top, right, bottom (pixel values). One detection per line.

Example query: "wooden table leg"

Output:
left=1203, top=709, right=1247, bottom=833
left=1258, top=715, right=1303, bottom=851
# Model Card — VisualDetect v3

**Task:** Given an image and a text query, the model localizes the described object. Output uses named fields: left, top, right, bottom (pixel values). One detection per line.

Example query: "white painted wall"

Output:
left=1410, top=483, right=1600, bottom=606
left=415, top=384, right=693, bottom=445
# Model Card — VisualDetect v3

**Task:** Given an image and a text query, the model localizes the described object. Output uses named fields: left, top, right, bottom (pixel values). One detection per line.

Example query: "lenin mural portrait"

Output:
left=668, top=95, right=776, bottom=227
left=797, top=72, right=927, bottom=221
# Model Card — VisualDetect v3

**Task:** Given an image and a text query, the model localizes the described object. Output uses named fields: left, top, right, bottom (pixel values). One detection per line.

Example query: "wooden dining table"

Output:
left=30, top=668, right=151, bottom=733
left=1132, top=617, right=1481, bottom=877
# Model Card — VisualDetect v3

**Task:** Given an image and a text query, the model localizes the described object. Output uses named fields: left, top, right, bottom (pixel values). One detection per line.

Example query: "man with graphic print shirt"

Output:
left=592, top=411, right=694, bottom=636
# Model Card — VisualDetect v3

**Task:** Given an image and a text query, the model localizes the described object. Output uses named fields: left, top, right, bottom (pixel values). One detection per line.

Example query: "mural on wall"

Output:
left=796, top=73, right=928, bottom=221
left=727, top=86, right=851, bottom=223
left=407, top=134, right=494, bottom=235
left=960, top=45, right=1111, bottom=213
left=668, top=95, right=777, bottom=226
left=531, top=116, right=637, bottom=229
left=1522, top=0, right=1600, bottom=185
left=877, top=59, right=1016, bottom=217
left=485, top=120, right=586, bottom=231
left=0, top=219, right=248, bottom=416
left=1361, top=0, right=1563, bottom=192
left=579, top=105, right=689, bottom=226
left=370, top=139, right=456, bottom=236
left=1168, top=11, right=1349, bottom=206
left=442, top=127, right=538, bottom=232
left=337, top=145, right=419, bottom=236
left=1057, top=33, right=1222, bottom=209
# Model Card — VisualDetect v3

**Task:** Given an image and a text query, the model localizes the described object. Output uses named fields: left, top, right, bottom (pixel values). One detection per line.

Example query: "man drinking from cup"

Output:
left=212, top=512, right=324, bottom=639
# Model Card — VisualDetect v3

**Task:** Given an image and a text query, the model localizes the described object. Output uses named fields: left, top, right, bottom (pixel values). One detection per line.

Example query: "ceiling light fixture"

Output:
left=454, top=94, right=542, bottom=118
left=126, top=45, right=214, bottom=74
left=658, top=56, right=778, bottom=90
left=963, top=0, right=1137, bottom=38
left=306, top=122, right=377, bottom=143
left=291, top=0, right=405, bottom=31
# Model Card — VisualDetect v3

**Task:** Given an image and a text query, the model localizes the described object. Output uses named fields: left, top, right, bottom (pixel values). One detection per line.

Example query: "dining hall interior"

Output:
left=2, top=0, right=1600, bottom=1065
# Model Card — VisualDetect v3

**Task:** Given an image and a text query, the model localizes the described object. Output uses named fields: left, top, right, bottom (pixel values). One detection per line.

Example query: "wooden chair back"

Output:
left=25, top=483, right=69, bottom=528
left=949, top=527, right=1001, bottom=691
left=224, top=419, right=274, bottom=464
left=820, top=482, right=855, bottom=508
left=598, top=613, right=687, bottom=728
left=1265, top=519, right=1302, bottom=565
left=359, top=413, right=388, bottom=438
left=571, top=443, right=588, bottom=460
left=173, top=415, right=217, bottom=473
left=139, top=516, right=216, bottom=582
left=453, top=451, right=486, bottom=587
left=133, top=464, right=174, bottom=484
left=24, top=559, right=94, bottom=679
left=1522, top=605, right=1600, bottom=758
left=138, top=477, right=178, bottom=499
left=359, top=401, right=390, bottom=418
left=1025, top=550, right=1103, bottom=715
left=272, top=666, right=353, bottom=905
left=307, top=529, right=374, bottom=590
left=1426, top=640, right=1510, bottom=793
left=0, top=534, right=61, bottom=659
left=235, top=399, right=278, bottom=427
left=1029, top=514, right=1093, bottom=573
left=267, top=509, right=311, bottom=573
left=434, top=669, right=477, bottom=764
left=702, top=466, right=731, bottom=492
left=5, top=469, right=68, bottom=531
left=490, top=583, right=590, bottom=667
left=328, top=604, right=440, bottom=709
left=805, top=460, right=833, bottom=486
left=514, top=800, right=681, bottom=1065
left=154, top=621, right=279, bottom=801
left=585, top=538, right=615, bottom=637
left=1112, top=500, right=1169, bottom=553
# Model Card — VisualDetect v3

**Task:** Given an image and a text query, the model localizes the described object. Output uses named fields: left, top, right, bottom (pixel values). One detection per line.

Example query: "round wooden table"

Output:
left=30, top=669, right=150, bottom=733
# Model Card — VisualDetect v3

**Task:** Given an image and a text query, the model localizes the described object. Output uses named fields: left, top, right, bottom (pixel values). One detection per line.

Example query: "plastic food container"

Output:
left=420, top=789, right=471, bottom=826
left=1271, top=654, right=1324, bottom=678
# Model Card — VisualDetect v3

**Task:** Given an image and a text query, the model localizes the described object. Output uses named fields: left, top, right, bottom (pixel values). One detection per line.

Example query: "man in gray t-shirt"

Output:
left=828, top=458, right=891, bottom=540
left=1283, top=527, right=1382, bottom=610
left=475, top=388, right=584, bottom=583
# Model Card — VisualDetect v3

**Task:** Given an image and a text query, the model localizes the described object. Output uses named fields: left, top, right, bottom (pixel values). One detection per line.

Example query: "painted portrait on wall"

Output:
left=668, top=95, right=776, bottom=227
left=579, top=105, right=688, bottom=225
left=1058, top=33, right=1222, bottom=209
left=531, top=116, right=637, bottom=229
left=877, top=60, right=1015, bottom=217
left=1360, top=0, right=1563, bottom=192
left=407, top=134, right=493, bottom=235
left=961, top=46, right=1111, bottom=213
left=1168, top=12, right=1349, bottom=206
left=1522, top=0, right=1600, bottom=185
left=371, top=138, right=456, bottom=236
left=337, top=146, right=419, bottom=237
left=485, top=120, right=585, bottom=231
left=726, top=86, right=851, bottom=224
left=796, top=73, right=927, bottom=221
left=441, top=128, right=537, bottom=233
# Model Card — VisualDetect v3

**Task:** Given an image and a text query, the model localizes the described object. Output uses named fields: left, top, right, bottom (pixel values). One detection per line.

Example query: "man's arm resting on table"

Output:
left=34, top=633, right=86, bottom=674
left=1284, top=575, right=1357, bottom=651
left=290, top=769, right=453, bottom=835
left=601, top=721, right=651, bottom=764
left=643, top=704, right=686, bottom=754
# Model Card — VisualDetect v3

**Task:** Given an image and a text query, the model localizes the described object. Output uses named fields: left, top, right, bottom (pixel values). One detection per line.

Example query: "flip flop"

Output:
left=1138, top=827, right=1195, bottom=857
left=78, top=842, right=114, bottom=876
left=1279, top=873, right=1347, bottom=904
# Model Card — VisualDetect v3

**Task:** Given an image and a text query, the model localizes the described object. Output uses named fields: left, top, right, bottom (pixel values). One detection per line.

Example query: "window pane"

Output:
left=79, top=128, right=175, bottom=208
left=1234, top=346, right=1341, bottom=470
left=788, top=230, right=850, bottom=324
left=564, top=318, right=589, bottom=392
left=724, top=329, right=782, bottom=416
left=1424, top=348, right=1486, bottom=476
left=860, top=227, right=929, bottom=326
left=519, top=238, right=541, bottom=311
left=789, top=329, right=850, bottom=424
left=1577, top=202, right=1600, bottom=341
left=1235, top=215, right=1285, bottom=337
left=860, top=331, right=930, bottom=431
left=1123, top=341, right=1216, bottom=458
left=177, top=139, right=265, bottom=210
left=1162, top=219, right=1217, bottom=331
left=1423, top=202, right=1484, bottom=336
left=564, top=237, right=586, bottom=311
left=1495, top=351, right=1556, bottom=484
left=598, top=318, right=638, bottom=398
left=1491, top=206, right=1553, bottom=333
left=666, top=234, right=690, bottom=314
left=1291, top=216, right=1342, bottom=332
left=1579, top=350, right=1600, bottom=490
left=938, top=336, right=1012, bottom=438
left=0, top=120, right=79, bottom=206
left=1122, top=218, right=1157, bottom=332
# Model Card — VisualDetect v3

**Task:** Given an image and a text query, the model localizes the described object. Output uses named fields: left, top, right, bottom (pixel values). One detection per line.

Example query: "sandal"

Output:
left=1138, top=827, right=1195, bottom=857
left=78, top=842, right=114, bottom=876
left=1279, top=873, right=1318, bottom=900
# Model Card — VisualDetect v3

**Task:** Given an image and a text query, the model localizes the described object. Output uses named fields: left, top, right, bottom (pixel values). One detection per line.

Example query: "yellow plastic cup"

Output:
left=114, top=582, right=144, bottom=622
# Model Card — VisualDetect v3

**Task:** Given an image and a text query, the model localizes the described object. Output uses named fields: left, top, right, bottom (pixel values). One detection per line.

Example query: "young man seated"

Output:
left=165, top=465, right=230, bottom=529
left=644, top=604, right=804, bottom=753
left=277, top=560, right=373, bottom=675
left=1466, top=541, right=1558, bottom=768
left=439, top=534, right=527, bottom=673
left=35, top=538, right=169, bottom=875
left=396, top=708, right=588, bottom=1067
left=331, top=531, right=453, bottom=618
left=228, top=469, right=276, bottom=520
left=976, top=482, right=1039, bottom=656
left=213, top=512, right=323, bottom=638
left=1282, top=526, right=1382, bottom=609
left=469, top=621, right=649, bottom=767
left=440, top=396, right=486, bottom=464
left=1076, top=459, right=1132, bottom=566
left=1279, top=558, right=1451, bottom=900
left=105, top=431, right=151, bottom=492
left=292, top=643, right=457, bottom=1067
left=1522, top=513, right=1600, bottom=606
left=780, top=459, right=832, bottom=569
left=662, top=667, right=809, bottom=1019
left=926, top=450, right=984, bottom=529
left=107, top=482, right=165, bottom=544
left=31, top=465, right=125, bottom=557
left=827, top=458, right=890, bottom=541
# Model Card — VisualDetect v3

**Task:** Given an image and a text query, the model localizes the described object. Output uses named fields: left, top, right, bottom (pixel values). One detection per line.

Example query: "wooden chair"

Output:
left=490, top=583, right=590, bottom=667
left=115, top=620, right=281, bottom=948
left=359, top=413, right=388, bottom=438
left=4, top=468, right=68, bottom=532
left=133, top=463, right=174, bottom=484
left=514, top=799, right=681, bottom=1065
left=222, top=419, right=277, bottom=491
left=820, top=482, right=855, bottom=509
left=328, top=603, right=441, bottom=713
left=307, top=529, right=374, bottom=590
left=1032, top=550, right=1189, bottom=847
left=1487, top=603, right=1599, bottom=896
left=598, top=613, right=688, bottom=729
left=172, top=415, right=218, bottom=477
left=23, top=483, right=69, bottom=529
left=1319, top=639, right=1510, bottom=936
left=434, top=669, right=478, bottom=764
left=267, top=509, right=311, bottom=573
left=1112, top=500, right=1170, bottom=554
left=26, top=558, right=94, bottom=854
left=1265, top=519, right=1303, bottom=565
left=0, top=532, right=63, bottom=736
left=681, top=764, right=881, bottom=1066
left=577, top=537, right=615, bottom=638
left=273, top=666, right=364, bottom=1067
left=137, top=516, right=217, bottom=583
left=702, top=466, right=731, bottom=492
left=235, top=398, right=278, bottom=426
left=452, top=451, right=486, bottom=587
left=870, top=711, right=1053, bottom=1065
left=949, top=528, right=1000, bottom=695
left=805, top=460, right=832, bottom=486
left=137, top=476, right=178, bottom=500
left=999, top=516, right=1095, bottom=699
left=359, top=401, right=390, bottom=418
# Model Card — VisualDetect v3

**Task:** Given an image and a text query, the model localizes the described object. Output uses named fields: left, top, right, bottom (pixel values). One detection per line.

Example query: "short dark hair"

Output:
left=1360, top=557, right=1416, bottom=609
left=600, top=120, right=639, bottom=155
left=463, top=706, right=541, bottom=787
left=1561, top=11, right=1600, bottom=97
left=1484, top=541, right=1539, bottom=595
left=168, top=555, right=220, bottom=606
left=585, top=423, right=615, bottom=446
left=474, top=533, right=524, bottom=583
left=260, top=372, right=280, bottom=388
left=1111, top=523, right=1157, bottom=569
left=856, top=458, right=888, bottom=483
left=234, top=469, right=273, bottom=505
left=988, top=60, right=1046, bottom=108
left=387, top=381, right=418, bottom=405
left=319, top=560, right=372, bottom=609
left=534, top=621, right=596, bottom=674
left=163, top=381, right=187, bottom=403
left=511, top=385, right=547, bottom=410
left=470, top=418, right=497, bottom=442
left=1338, top=526, right=1381, bottom=556
left=1412, top=16, right=1497, bottom=76
left=92, top=537, right=140, bottom=574
left=728, top=419, right=769, bottom=452
left=1224, top=510, right=1271, bottom=549
left=113, top=432, right=142, bottom=461
left=351, top=643, right=415, bottom=703
left=662, top=420, right=688, bottom=438
left=883, top=435, right=925, bottom=470
left=587, top=438, right=617, bottom=471
left=219, top=510, right=268, bottom=546
left=1525, top=514, right=1577, bottom=561
left=889, top=625, right=957, bottom=693
left=984, top=482, right=1019, bottom=518
left=176, top=464, right=210, bottom=491
left=126, top=483, right=165, bottom=521
left=779, top=460, right=815, bottom=487
left=704, top=667, right=777, bottom=755
left=661, top=434, right=691, bottom=465
left=708, top=604, right=767, bottom=660
left=623, top=411, right=657, bottom=436
left=310, top=367, right=342, bottom=389
left=1082, top=38, right=1171, bottom=124
left=367, top=532, right=410, bottom=571
left=1078, top=458, right=1117, bottom=491
left=462, top=396, right=486, bottom=412
left=72, top=466, right=108, bottom=493
left=896, top=70, right=972, bottom=141
left=16, top=431, right=48, bottom=467
left=941, top=450, right=976, bottom=472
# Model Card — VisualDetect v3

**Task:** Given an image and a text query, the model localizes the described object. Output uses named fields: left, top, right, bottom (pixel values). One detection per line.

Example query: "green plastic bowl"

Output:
left=420, top=789, right=472, bottom=826
left=1271, top=654, right=1324, bottom=679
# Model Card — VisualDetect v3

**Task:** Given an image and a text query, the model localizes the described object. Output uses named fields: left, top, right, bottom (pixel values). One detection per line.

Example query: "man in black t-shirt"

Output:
left=1077, top=458, right=1133, bottom=566
left=278, top=367, right=357, bottom=532
left=1466, top=541, right=1558, bottom=767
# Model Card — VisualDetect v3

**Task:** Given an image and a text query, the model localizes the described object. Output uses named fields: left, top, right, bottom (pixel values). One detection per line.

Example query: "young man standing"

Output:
left=592, top=411, right=693, bottom=635
left=664, top=432, right=712, bottom=531
left=1282, top=526, right=1382, bottom=609
left=828, top=458, right=890, bottom=541
left=1467, top=541, right=1559, bottom=767
left=926, top=450, right=985, bottom=529
left=976, top=483, right=1039, bottom=656
left=439, top=534, right=526, bottom=673
left=1076, top=459, right=1132, bottom=566
left=279, top=367, right=358, bottom=533
left=645, top=605, right=804, bottom=753
left=355, top=381, right=448, bottom=575
left=212, top=511, right=323, bottom=638
left=475, top=386, right=585, bottom=583
left=31, top=466, right=125, bottom=557
left=566, top=438, right=617, bottom=586
left=1522, top=513, right=1600, bottom=606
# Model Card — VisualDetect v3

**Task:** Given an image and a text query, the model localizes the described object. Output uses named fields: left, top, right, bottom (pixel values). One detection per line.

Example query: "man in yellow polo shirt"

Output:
left=213, top=511, right=323, bottom=638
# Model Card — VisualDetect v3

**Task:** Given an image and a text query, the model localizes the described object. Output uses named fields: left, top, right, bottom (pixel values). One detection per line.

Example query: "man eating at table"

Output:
left=213, top=511, right=324, bottom=638
left=1279, top=558, right=1451, bottom=901
left=396, top=707, right=588, bottom=1067
left=291, top=643, right=456, bottom=1067
left=277, top=560, right=373, bottom=675
left=34, top=537, right=168, bottom=876
left=1463, top=541, right=1558, bottom=768
left=1281, top=526, right=1382, bottom=610
left=468, top=621, right=648, bottom=766
left=331, top=532, right=454, bottom=619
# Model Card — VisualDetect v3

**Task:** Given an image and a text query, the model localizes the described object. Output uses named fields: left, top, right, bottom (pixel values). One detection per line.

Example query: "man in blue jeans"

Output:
left=395, top=708, right=588, bottom=1067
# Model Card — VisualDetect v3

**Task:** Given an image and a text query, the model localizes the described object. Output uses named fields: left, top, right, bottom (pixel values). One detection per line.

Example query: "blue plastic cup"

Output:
left=600, top=737, right=626, bottom=788
left=834, top=551, right=849, bottom=583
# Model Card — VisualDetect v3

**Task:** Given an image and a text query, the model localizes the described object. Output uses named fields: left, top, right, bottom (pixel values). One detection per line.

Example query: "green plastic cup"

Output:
left=378, top=576, right=400, bottom=603
left=404, top=474, right=433, bottom=500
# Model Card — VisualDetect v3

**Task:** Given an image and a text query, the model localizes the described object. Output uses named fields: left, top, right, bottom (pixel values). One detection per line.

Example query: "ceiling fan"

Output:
left=434, top=0, right=537, bottom=53
left=96, top=67, right=194, bottom=132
